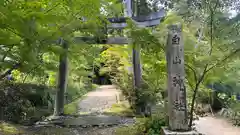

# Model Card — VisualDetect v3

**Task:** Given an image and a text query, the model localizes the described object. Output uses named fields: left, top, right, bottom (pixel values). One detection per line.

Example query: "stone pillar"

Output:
left=163, top=24, right=199, bottom=135
left=166, top=24, right=188, bottom=131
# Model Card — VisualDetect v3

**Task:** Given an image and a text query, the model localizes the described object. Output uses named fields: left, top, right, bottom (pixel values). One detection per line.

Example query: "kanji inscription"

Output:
left=173, top=56, right=181, bottom=64
left=172, top=75, right=185, bottom=91
left=172, top=34, right=180, bottom=45
left=166, top=24, right=188, bottom=131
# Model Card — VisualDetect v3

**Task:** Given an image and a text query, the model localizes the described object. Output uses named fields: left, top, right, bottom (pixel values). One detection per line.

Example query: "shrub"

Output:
left=218, top=95, right=240, bottom=126
left=0, top=81, right=53, bottom=124
left=144, top=114, right=166, bottom=135
left=115, top=114, right=166, bottom=135
left=112, top=74, right=135, bottom=107
left=229, top=97, right=240, bottom=126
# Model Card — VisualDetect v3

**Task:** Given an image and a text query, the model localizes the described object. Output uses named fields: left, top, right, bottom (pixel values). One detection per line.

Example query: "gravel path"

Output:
left=195, top=116, right=240, bottom=135
left=78, top=85, right=121, bottom=114
left=72, top=85, right=133, bottom=135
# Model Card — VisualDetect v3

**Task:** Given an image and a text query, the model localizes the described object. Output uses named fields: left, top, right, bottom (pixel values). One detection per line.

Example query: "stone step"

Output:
left=35, top=115, right=135, bottom=128
left=63, top=115, right=122, bottom=127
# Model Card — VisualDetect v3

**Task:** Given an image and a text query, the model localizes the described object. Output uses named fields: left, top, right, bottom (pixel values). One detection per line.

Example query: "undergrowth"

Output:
left=115, top=114, right=166, bottom=135
left=104, top=102, right=134, bottom=117
left=0, top=80, right=97, bottom=125
left=0, top=121, right=25, bottom=135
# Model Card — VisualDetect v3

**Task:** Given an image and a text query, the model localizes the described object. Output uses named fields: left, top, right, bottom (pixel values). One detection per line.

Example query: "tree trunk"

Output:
left=188, top=84, right=199, bottom=128
left=54, top=39, right=68, bottom=116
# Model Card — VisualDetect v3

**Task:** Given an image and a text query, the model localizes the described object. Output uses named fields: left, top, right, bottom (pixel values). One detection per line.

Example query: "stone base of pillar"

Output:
left=162, top=127, right=201, bottom=135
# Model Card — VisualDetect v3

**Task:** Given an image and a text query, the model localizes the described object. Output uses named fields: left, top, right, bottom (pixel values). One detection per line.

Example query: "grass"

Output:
left=64, top=98, right=83, bottom=115
left=115, top=117, right=149, bottom=135
left=64, top=84, right=99, bottom=115
left=104, top=101, right=134, bottom=117
left=0, top=121, right=23, bottom=135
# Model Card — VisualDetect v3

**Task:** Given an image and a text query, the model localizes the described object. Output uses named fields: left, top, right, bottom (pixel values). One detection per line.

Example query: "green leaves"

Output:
left=0, top=0, right=103, bottom=80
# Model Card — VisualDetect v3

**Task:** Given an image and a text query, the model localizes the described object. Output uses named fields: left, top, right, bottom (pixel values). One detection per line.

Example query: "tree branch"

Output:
left=199, top=63, right=208, bottom=84
left=1, top=44, right=15, bottom=62
left=197, top=0, right=220, bottom=84
left=185, top=63, right=198, bottom=82
left=44, top=3, right=61, bottom=14
left=206, top=48, right=240, bottom=73
left=186, top=77, right=194, bottom=90
left=4, top=25, right=24, bottom=38
left=208, top=0, right=219, bottom=55
left=209, top=7, right=214, bottom=55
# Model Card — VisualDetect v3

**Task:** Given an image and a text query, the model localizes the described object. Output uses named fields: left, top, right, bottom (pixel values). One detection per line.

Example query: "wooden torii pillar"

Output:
left=54, top=38, right=69, bottom=116
left=54, top=1, right=165, bottom=116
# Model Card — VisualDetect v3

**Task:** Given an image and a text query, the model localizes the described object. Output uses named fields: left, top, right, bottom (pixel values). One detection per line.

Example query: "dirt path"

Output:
left=195, top=116, right=240, bottom=135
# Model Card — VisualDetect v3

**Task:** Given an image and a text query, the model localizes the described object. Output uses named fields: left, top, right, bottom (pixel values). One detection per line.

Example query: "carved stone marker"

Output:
left=166, top=24, right=188, bottom=131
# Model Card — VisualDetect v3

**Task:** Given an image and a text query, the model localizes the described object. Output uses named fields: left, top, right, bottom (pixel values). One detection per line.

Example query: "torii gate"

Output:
left=54, top=0, right=165, bottom=116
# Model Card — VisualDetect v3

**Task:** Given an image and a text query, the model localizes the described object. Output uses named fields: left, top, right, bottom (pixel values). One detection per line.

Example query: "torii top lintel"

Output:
left=73, top=0, right=165, bottom=44
left=108, top=0, right=165, bottom=28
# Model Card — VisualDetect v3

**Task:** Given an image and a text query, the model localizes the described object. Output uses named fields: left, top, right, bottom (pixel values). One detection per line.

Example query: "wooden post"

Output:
left=123, top=0, right=132, bottom=17
left=166, top=24, right=188, bottom=131
left=54, top=38, right=68, bottom=116
left=132, top=43, right=143, bottom=114
left=132, top=44, right=142, bottom=89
